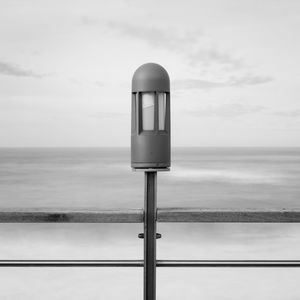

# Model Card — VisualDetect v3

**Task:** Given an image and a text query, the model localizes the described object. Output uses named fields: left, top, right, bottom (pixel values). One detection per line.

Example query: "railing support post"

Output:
left=144, top=171, right=157, bottom=300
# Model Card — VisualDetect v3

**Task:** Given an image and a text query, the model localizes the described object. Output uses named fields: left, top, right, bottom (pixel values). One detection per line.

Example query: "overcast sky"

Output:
left=0, top=0, right=299, bottom=147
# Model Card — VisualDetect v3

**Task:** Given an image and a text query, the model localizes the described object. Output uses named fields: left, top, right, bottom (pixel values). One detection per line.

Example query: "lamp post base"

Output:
left=132, top=168, right=170, bottom=172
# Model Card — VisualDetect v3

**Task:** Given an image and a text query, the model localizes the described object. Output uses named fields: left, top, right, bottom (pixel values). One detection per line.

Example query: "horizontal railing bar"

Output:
left=157, top=208, right=300, bottom=223
left=0, top=260, right=300, bottom=267
left=1, top=208, right=300, bottom=223
left=0, top=208, right=144, bottom=223
left=0, top=260, right=144, bottom=267
left=156, top=260, right=300, bottom=267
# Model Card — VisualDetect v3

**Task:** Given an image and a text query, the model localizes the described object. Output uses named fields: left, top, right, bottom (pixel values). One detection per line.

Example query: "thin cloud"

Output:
left=78, top=17, right=285, bottom=88
left=80, top=16, right=98, bottom=26
left=174, top=79, right=225, bottom=90
left=229, top=75, right=273, bottom=86
left=272, top=109, right=300, bottom=117
left=106, top=21, right=200, bottom=53
left=83, top=19, right=273, bottom=88
left=186, top=104, right=267, bottom=118
left=105, top=22, right=245, bottom=68
left=0, top=61, right=43, bottom=78
left=174, top=75, right=273, bottom=90
left=188, top=48, right=244, bottom=69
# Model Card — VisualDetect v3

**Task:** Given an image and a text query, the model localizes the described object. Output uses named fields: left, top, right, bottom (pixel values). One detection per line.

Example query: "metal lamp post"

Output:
left=131, top=63, right=171, bottom=300
left=131, top=63, right=170, bottom=170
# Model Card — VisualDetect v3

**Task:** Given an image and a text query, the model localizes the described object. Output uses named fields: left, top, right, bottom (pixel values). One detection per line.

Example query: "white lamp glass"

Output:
left=142, top=92, right=155, bottom=130
left=158, top=93, right=167, bottom=130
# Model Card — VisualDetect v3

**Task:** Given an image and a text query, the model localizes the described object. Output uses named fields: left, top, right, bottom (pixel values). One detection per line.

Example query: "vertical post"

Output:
left=144, top=171, right=157, bottom=300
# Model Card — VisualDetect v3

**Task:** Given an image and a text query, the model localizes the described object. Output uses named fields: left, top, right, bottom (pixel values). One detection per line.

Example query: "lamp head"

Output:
left=132, top=63, right=170, bottom=93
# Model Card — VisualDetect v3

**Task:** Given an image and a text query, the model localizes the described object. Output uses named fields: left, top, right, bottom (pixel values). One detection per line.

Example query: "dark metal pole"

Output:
left=144, top=171, right=157, bottom=300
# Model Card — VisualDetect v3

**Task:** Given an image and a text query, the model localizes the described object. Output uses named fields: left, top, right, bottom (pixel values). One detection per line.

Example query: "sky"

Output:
left=0, top=0, right=299, bottom=147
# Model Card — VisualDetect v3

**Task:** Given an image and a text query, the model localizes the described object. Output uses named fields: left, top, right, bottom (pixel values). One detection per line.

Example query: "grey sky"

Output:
left=0, top=0, right=299, bottom=146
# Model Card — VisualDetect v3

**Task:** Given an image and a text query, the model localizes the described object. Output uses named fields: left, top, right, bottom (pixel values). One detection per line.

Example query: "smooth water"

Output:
left=0, top=147, right=300, bottom=299
left=1, top=147, right=300, bottom=208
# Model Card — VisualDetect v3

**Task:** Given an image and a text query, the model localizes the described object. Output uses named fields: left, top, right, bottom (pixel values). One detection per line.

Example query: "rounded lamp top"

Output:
left=132, top=63, right=170, bottom=92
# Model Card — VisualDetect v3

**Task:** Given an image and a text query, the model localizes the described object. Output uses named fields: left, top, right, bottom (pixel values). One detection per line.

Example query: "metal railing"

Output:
left=1, top=172, right=300, bottom=299
left=1, top=207, right=300, bottom=223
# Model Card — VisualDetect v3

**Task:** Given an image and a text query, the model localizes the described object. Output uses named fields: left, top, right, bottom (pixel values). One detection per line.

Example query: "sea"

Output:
left=0, top=147, right=299, bottom=299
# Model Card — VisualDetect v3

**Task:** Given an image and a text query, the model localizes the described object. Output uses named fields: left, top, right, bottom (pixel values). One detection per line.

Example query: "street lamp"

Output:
left=131, top=63, right=171, bottom=300
left=131, top=63, right=171, bottom=170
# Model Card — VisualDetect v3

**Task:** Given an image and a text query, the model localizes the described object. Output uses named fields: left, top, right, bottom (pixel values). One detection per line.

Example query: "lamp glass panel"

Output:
left=142, top=92, right=155, bottom=131
left=158, top=93, right=167, bottom=130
